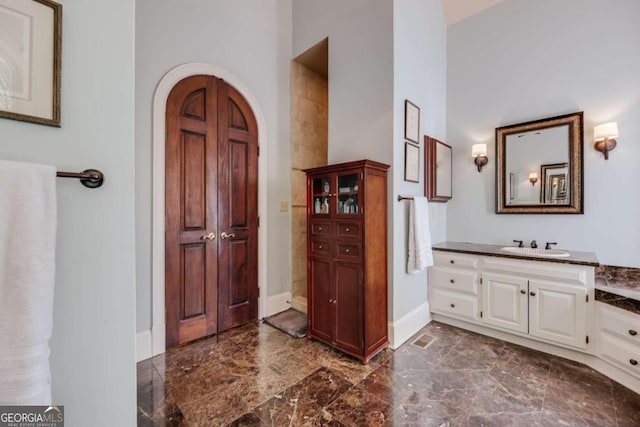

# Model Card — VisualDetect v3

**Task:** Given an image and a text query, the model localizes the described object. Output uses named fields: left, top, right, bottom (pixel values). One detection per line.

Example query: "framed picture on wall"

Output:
left=0, top=0, right=62, bottom=126
left=404, top=141, right=420, bottom=183
left=404, top=100, right=420, bottom=143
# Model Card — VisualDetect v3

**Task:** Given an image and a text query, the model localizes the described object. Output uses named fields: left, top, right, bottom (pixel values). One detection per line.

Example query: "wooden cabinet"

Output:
left=429, top=252, right=594, bottom=352
left=305, top=160, right=389, bottom=364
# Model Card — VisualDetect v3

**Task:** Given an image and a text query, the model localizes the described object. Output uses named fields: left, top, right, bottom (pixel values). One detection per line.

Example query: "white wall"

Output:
left=391, top=0, right=447, bottom=339
left=0, top=1, right=136, bottom=425
left=292, top=0, right=394, bottom=165
left=447, top=0, right=640, bottom=267
left=135, top=0, right=292, bottom=332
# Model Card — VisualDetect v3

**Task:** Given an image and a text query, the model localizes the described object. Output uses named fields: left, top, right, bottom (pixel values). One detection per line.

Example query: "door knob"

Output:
left=530, top=291, right=536, bottom=296
left=200, top=232, right=216, bottom=241
left=520, top=290, right=526, bottom=294
left=220, top=232, right=236, bottom=240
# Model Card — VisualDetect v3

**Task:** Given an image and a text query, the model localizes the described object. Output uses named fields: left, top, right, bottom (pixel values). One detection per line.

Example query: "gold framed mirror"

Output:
left=496, top=112, right=583, bottom=214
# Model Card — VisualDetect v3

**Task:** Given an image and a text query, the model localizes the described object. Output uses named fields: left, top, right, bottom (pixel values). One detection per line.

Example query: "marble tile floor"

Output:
left=137, top=321, right=640, bottom=426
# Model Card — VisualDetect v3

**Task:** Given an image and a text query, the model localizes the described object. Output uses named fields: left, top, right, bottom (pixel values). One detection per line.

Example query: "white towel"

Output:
left=407, top=196, right=433, bottom=274
left=0, top=160, right=56, bottom=405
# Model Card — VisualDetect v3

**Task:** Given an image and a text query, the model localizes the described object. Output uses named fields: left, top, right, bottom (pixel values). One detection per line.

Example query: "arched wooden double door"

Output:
left=165, top=75, right=258, bottom=348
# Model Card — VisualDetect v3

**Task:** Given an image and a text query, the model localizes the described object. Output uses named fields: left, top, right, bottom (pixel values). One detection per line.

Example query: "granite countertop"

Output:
left=595, top=266, right=640, bottom=314
left=432, top=241, right=599, bottom=267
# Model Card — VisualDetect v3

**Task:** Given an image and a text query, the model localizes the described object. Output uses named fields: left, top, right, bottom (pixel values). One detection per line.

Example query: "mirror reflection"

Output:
left=496, top=112, right=583, bottom=214
left=505, top=126, right=569, bottom=205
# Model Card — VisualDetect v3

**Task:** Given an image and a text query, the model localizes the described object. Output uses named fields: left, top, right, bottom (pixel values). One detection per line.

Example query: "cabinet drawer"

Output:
left=336, top=221, right=361, bottom=240
left=598, top=332, right=640, bottom=378
left=433, top=251, right=479, bottom=270
left=311, top=240, right=331, bottom=256
left=429, top=267, right=479, bottom=295
left=598, top=303, right=640, bottom=346
left=336, top=242, right=361, bottom=260
left=311, top=221, right=331, bottom=237
left=429, top=288, right=480, bottom=323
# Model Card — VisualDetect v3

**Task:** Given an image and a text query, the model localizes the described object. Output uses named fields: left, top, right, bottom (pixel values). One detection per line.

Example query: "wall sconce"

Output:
left=594, top=122, right=618, bottom=160
left=529, top=172, right=538, bottom=186
left=472, top=144, right=489, bottom=172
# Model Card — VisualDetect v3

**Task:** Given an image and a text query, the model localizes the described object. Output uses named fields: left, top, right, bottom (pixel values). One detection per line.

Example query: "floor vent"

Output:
left=411, top=334, right=435, bottom=349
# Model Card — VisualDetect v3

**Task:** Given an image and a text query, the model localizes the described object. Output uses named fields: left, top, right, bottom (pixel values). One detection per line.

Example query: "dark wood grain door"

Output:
left=165, top=75, right=258, bottom=348
left=334, top=262, right=363, bottom=354
left=309, top=257, right=333, bottom=343
left=216, top=82, right=259, bottom=331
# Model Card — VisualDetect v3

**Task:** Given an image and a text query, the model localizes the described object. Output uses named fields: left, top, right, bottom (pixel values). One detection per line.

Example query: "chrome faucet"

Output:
left=545, top=242, right=558, bottom=250
left=530, top=240, right=538, bottom=248
left=513, top=239, right=524, bottom=248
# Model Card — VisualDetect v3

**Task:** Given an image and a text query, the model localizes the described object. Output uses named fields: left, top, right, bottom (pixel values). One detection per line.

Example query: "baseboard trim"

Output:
left=388, top=301, right=432, bottom=350
left=136, top=330, right=153, bottom=362
left=265, top=291, right=292, bottom=317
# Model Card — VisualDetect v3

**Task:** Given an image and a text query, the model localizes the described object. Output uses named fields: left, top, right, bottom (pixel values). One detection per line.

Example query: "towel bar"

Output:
left=56, top=169, right=104, bottom=188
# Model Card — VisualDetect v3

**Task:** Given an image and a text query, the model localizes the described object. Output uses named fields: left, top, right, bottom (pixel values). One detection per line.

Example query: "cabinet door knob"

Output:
left=318, top=227, right=323, bottom=231
left=450, top=260, right=455, bottom=264
left=520, top=290, right=526, bottom=294
left=630, top=359, right=638, bottom=366
left=318, top=245, right=323, bottom=249
left=530, top=291, right=536, bottom=296
left=450, top=303, right=455, bottom=308
left=345, top=248, right=350, bottom=253
left=629, top=330, right=638, bottom=336
left=345, top=228, right=350, bottom=232
left=329, top=299, right=333, bottom=303
left=450, top=279, right=455, bottom=284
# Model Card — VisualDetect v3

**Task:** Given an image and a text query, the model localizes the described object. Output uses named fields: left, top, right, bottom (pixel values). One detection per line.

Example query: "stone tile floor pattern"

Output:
left=137, top=321, right=640, bottom=426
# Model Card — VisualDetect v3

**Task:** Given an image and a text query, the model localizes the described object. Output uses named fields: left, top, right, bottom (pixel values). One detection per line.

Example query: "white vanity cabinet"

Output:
left=429, top=252, right=594, bottom=352
left=597, top=302, right=640, bottom=379
left=428, top=252, right=481, bottom=323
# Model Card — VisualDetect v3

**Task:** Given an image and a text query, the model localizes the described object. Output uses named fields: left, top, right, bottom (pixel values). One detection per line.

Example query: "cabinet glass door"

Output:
left=312, top=176, right=332, bottom=215
left=337, top=173, right=359, bottom=215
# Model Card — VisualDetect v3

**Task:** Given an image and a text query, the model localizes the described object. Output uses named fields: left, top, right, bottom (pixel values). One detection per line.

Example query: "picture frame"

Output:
left=404, top=141, right=420, bottom=183
left=424, top=135, right=452, bottom=202
left=404, top=100, right=420, bottom=143
left=0, top=0, right=62, bottom=127
left=540, top=163, right=569, bottom=204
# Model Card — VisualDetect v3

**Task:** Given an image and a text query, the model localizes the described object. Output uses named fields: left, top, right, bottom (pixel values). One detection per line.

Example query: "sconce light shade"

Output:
left=594, top=122, right=618, bottom=160
left=472, top=144, right=487, bottom=157
left=529, top=172, right=538, bottom=186
left=472, top=143, right=489, bottom=172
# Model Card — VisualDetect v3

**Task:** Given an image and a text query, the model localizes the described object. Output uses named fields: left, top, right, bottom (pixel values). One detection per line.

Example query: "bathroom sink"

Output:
left=500, top=247, right=570, bottom=258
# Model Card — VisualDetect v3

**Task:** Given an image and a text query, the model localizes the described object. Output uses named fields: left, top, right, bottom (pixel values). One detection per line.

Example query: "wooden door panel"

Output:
left=182, top=244, right=206, bottom=319
left=310, top=257, right=333, bottom=343
left=216, top=82, right=258, bottom=332
left=165, top=75, right=219, bottom=348
left=182, top=131, right=207, bottom=229
left=230, top=140, right=248, bottom=227
left=334, top=262, right=363, bottom=354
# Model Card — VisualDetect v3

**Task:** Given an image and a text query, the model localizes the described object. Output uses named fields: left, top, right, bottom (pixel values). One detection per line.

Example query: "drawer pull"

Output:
left=318, top=245, right=323, bottom=249
left=450, top=303, right=455, bottom=308
left=345, top=248, right=351, bottom=253
left=520, top=290, right=526, bottom=294
left=318, top=227, right=323, bottom=231
left=530, top=291, right=536, bottom=297
left=345, top=228, right=350, bottom=232
left=629, top=330, right=638, bottom=336
left=450, top=279, right=455, bottom=284
left=630, top=359, right=638, bottom=366
left=450, top=260, right=455, bottom=264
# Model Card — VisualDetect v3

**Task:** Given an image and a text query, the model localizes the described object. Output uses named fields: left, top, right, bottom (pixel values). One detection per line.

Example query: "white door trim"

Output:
left=151, top=63, right=268, bottom=357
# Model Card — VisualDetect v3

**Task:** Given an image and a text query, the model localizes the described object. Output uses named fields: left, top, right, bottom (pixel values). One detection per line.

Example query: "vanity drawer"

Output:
left=598, top=332, right=640, bottom=379
left=433, top=252, right=479, bottom=270
left=598, top=303, right=640, bottom=346
left=311, top=221, right=331, bottom=237
left=429, top=267, right=479, bottom=295
left=310, top=240, right=331, bottom=257
left=429, top=288, right=480, bottom=323
left=336, top=221, right=361, bottom=240
left=336, top=242, right=361, bottom=260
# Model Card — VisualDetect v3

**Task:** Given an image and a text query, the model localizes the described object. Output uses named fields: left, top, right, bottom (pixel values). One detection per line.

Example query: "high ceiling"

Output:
left=442, top=0, right=508, bottom=25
